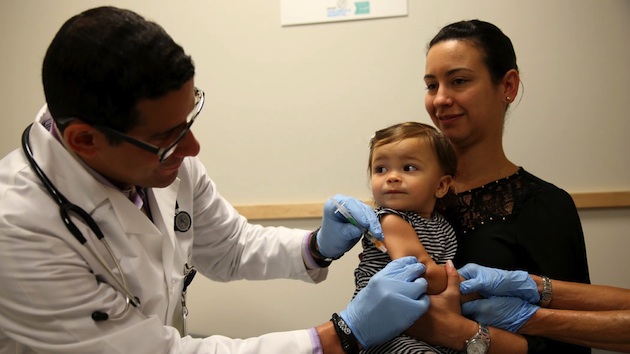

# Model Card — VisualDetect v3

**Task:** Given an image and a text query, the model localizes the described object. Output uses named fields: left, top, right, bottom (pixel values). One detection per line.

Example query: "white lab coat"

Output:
left=0, top=108, right=327, bottom=353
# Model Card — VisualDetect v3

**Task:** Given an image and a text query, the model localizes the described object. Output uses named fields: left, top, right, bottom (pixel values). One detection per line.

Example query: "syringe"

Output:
left=329, top=197, right=388, bottom=253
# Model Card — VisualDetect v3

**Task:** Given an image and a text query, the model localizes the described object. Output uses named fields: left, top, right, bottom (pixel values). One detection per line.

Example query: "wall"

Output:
left=1, top=1, right=628, bottom=353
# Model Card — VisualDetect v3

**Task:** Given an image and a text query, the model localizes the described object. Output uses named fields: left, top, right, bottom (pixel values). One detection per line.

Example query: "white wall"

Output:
left=1, top=1, right=628, bottom=353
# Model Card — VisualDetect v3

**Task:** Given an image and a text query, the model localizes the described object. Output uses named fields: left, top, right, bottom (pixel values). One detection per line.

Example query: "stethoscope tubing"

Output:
left=21, top=124, right=140, bottom=317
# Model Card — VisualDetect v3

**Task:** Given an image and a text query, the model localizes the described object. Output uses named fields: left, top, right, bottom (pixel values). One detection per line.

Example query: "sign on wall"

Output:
left=280, top=0, right=407, bottom=26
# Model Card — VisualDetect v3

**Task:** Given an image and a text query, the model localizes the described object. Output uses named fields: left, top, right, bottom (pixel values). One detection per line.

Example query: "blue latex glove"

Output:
left=340, top=256, right=429, bottom=348
left=458, top=263, right=540, bottom=304
left=462, top=296, right=539, bottom=333
left=317, top=194, right=383, bottom=259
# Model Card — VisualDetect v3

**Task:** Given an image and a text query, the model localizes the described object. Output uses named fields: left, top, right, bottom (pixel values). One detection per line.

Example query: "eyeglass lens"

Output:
left=159, top=89, right=204, bottom=161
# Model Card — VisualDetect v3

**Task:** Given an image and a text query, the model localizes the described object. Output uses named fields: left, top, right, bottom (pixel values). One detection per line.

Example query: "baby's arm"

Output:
left=380, top=214, right=447, bottom=295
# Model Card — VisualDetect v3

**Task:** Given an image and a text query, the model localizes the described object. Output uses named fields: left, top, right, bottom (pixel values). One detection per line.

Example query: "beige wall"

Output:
left=1, top=1, right=628, bottom=353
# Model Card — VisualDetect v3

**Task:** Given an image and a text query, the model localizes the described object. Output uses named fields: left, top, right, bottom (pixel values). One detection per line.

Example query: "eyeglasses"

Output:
left=95, top=87, right=204, bottom=162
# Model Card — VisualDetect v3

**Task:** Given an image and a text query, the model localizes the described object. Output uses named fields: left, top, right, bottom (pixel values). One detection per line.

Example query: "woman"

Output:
left=409, top=19, right=591, bottom=353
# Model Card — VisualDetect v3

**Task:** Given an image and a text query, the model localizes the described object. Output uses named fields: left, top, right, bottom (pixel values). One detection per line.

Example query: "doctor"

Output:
left=0, top=6, right=430, bottom=354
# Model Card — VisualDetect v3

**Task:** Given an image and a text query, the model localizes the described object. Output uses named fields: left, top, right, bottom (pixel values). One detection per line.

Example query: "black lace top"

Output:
left=436, top=167, right=591, bottom=354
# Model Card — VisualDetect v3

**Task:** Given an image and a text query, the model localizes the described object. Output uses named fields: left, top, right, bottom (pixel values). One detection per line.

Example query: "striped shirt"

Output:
left=353, top=207, right=460, bottom=354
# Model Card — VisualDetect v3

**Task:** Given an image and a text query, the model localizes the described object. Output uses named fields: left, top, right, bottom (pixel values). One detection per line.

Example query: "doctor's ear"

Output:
left=62, top=122, right=106, bottom=158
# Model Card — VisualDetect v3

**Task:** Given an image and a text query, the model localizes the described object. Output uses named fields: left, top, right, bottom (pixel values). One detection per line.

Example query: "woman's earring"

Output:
left=506, top=96, right=511, bottom=101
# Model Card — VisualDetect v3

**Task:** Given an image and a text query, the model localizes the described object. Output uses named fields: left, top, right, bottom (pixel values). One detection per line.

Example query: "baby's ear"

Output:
left=435, top=175, right=453, bottom=199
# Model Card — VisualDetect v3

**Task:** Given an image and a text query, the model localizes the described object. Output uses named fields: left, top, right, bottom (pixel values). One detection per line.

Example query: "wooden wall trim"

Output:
left=234, top=191, right=630, bottom=221
left=570, top=191, right=630, bottom=209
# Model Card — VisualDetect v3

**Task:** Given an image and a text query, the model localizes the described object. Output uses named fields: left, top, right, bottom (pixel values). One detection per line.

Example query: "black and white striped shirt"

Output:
left=352, top=207, right=460, bottom=354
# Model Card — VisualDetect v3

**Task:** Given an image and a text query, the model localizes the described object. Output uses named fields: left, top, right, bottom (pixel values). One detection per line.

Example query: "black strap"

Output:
left=331, top=313, right=360, bottom=354
left=308, top=227, right=333, bottom=267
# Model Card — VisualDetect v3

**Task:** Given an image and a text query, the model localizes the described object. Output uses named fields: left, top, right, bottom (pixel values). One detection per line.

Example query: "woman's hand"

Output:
left=404, top=260, right=477, bottom=350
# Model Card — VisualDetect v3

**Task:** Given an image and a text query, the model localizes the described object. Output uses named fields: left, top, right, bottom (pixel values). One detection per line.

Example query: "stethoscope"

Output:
left=21, top=123, right=193, bottom=322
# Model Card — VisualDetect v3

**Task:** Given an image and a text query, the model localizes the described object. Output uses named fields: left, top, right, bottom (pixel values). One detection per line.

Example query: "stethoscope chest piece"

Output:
left=175, top=211, right=191, bottom=232
left=174, top=201, right=191, bottom=232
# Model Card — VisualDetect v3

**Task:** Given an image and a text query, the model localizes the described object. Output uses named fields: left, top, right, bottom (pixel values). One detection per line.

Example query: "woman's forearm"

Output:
left=531, top=275, right=630, bottom=311
left=405, top=310, right=529, bottom=353
left=520, top=308, right=630, bottom=352
left=486, top=327, right=529, bottom=354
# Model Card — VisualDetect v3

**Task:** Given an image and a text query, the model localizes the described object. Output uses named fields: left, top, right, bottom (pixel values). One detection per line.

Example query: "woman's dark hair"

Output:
left=42, top=6, right=195, bottom=134
left=428, top=19, right=518, bottom=84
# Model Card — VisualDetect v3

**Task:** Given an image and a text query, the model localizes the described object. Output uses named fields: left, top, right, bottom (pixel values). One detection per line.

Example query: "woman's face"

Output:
left=424, top=40, right=507, bottom=149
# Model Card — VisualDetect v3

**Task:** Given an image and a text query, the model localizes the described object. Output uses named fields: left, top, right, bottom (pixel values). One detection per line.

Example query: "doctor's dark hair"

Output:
left=368, top=122, right=457, bottom=178
left=42, top=6, right=195, bottom=136
left=428, top=19, right=518, bottom=84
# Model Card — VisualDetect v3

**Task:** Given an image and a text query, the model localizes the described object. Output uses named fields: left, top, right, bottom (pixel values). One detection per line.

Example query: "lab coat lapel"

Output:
left=106, top=191, right=158, bottom=234
left=147, top=180, right=181, bottom=284
left=149, top=180, right=179, bottom=246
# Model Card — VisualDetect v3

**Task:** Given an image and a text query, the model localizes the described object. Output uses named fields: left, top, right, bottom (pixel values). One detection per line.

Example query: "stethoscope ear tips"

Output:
left=92, top=311, right=109, bottom=322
